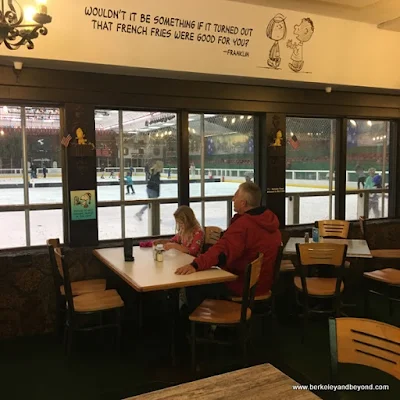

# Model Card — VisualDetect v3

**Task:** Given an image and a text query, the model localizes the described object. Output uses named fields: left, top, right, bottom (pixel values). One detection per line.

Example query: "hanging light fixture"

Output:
left=0, top=0, right=52, bottom=50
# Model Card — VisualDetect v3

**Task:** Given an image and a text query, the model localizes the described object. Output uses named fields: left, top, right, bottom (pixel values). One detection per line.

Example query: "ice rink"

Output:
left=0, top=176, right=388, bottom=249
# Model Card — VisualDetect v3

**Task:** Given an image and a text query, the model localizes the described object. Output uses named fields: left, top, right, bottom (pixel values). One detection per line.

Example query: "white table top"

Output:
left=125, top=363, right=320, bottom=399
left=93, top=247, right=237, bottom=292
left=283, top=237, right=372, bottom=258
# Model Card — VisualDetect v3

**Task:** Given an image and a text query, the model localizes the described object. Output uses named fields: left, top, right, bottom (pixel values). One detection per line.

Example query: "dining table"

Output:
left=124, top=363, right=320, bottom=399
left=93, top=246, right=237, bottom=363
left=283, top=237, right=372, bottom=258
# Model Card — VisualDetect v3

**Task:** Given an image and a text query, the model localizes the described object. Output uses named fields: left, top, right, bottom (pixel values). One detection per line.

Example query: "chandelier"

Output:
left=0, top=0, right=52, bottom=50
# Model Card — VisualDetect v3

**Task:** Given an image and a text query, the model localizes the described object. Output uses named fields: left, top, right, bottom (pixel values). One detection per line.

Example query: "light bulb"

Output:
left=23, top=6, right=36, bottom=24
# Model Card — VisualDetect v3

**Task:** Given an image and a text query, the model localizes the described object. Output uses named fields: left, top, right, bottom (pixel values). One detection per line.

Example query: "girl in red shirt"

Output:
left=155, top=205, right=204, bottom=256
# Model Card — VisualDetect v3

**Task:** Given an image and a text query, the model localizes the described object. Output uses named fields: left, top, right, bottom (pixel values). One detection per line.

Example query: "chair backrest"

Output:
left=296, top=243, right=347, bottom=297
left=240, top=253, right=264, bottom=323
left=54, top=247, right=75, bottom=314
left=317, top=220, right=349, bottom=239
left=359, top=216, right=366, bottom=240
left=271, top=244, right=284, bottom=293
left=329, top=318, right=400, bottom=382
left=296, top=242, right=347, bottom=267
left=203, top=226, right=222, bottom=252
left=47, top=238, right=62, bottom=284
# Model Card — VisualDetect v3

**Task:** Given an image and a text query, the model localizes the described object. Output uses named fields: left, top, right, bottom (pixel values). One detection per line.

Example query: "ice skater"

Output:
left=135, top=160, right=163, bottom=221
left=125, top=172, right=135, bottom=195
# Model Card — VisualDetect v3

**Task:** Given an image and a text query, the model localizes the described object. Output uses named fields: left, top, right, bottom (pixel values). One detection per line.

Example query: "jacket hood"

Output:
left=242, top=206, right=280, bottom=232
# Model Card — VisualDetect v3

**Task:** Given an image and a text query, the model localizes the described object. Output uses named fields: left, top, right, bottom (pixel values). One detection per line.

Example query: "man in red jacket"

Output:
left=175, top=182, right=281, bottom=312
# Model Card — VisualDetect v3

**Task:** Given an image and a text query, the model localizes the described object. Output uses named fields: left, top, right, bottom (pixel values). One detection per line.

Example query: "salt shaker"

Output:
left=156, top=244, right=164, bottom=262
left=304, top=232, right=310, bottom=243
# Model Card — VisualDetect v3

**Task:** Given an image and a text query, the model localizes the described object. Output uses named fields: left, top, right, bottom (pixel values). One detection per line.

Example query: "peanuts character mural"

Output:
left=74, top=192, right=92, bottom=208
left=266, top=13, right=287, bottom=69
left=76, top=127, right=87, bottom=145
left=287, top=18, right=315, bottom=73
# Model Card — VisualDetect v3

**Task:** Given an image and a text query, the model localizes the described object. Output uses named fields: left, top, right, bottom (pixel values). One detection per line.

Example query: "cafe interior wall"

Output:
left=1, top=0, right=400, bottom=340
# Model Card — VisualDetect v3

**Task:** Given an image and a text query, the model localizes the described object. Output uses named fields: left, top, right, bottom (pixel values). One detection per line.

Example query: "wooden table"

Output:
left=93, top=247, right=237, bottom=292
left=93, top=246, right=237, bottom=363
left=125, top=363, right=320, bottom=399
left=283, top=237, right=372, bottom=258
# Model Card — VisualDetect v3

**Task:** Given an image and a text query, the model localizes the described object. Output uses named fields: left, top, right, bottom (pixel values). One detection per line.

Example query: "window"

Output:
left=286, top=117, right=336, bottom=225
left=189, top=113, right=255, bottom=228
left=95, top=110, right=178, bottom=239
left=345, top=119, right=389, bottom=220
left=0, top=105, right=62, bottom=249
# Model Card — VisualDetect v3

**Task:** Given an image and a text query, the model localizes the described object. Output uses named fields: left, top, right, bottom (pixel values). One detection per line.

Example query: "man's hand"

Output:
left=175, top=264, right=196, bottom=275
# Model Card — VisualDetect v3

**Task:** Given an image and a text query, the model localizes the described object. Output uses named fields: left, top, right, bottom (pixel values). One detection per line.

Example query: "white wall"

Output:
left=0, top=0, right=399, bottom=89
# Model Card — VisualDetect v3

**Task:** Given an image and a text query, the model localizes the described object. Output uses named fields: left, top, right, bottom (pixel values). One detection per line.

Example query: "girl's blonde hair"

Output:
left=173, top=205, right=202, bottom=243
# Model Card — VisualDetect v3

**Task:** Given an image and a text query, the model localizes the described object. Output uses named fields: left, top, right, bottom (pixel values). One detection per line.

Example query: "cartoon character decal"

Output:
left=270, top=130, right=283, bottom=147
left=287, top=18, right=315, bottom=73
left=74, top=192, right=92, bottom=208
left=266, top=13, right=287, bottom=69
left=76, top=128, right=87, bottom=145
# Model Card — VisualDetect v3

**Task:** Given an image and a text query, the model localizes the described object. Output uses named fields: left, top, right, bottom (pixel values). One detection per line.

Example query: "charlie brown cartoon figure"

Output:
left=287, top=18, right=314, bottom=73
left=266, top=13, right=287, bottom=69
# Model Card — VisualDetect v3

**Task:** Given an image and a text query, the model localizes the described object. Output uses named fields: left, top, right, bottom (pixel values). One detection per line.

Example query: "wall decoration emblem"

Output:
left=61, top=134, right=72, bottom=147
left=70, top=190, right=96, bottom=220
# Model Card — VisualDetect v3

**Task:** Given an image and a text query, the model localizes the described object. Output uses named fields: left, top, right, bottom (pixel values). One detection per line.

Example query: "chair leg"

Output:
left=302, top=298, right=309, bottom=344
left=115, top=308, right=122, bottom=352
left=241, top=324, right=248, bottom=367
left=67, top=324, right=74, bottom=356
left=63, top=324, right=68, bottom=354
left=364, top=287, right=370, bottom=318
left=191, top=322, right=196, bottom=372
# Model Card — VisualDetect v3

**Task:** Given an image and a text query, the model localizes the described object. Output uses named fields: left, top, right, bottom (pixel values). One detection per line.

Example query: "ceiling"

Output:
left=228, top=0, right=400, bottom=31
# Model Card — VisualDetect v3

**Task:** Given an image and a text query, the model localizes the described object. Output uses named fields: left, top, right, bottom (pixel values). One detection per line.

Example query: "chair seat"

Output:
left=294, top=276, right=344, bottom=296
left=230, top=291, right=272, bottom=302
left=61, top=279, right=106, bottom=296
left=370, top=249, right=400, bottom=259
left=280, top=259, right=295, bottom=272
left=189, top=299, right=251, bottom=324
left=73, top=289, right=124, bottom=312
left=364, top=268, right=400, bottom=285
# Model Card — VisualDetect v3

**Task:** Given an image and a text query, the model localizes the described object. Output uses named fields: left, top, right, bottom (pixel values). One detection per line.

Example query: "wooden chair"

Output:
left=47, top=239, right=107, bottom=336
left=359, top=218, right=400, bottom=318
left=230, top=245, right=283, bottom=331
left=295, top=243, right=347, bottom=341
left=189, top=253, right=263, bottom=370
left=202, top=226, right=223, bottom=253
left=329, top=318, right=400, bottom=386
left=317, top=220, right=350, bottom=269
left=53, top=247, right=124, bottom=354
left=318, top=220, right=350, bottom=239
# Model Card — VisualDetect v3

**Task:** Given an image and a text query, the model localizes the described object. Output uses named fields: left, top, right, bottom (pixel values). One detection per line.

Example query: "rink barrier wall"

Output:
left=1, top=217, right=399, bottom=339
left=0, top=178, right=221, bottom=189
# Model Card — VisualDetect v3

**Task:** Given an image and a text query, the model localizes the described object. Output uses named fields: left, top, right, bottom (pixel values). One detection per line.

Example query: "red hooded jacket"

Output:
left=192, top=207, right=281, bottom=296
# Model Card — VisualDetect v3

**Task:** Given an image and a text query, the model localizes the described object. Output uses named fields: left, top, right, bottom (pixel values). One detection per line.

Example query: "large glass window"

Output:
left=0, top=105, right=62, bottom=249
left=345, top=119, right=389, bottom=220
left=286, top=117, right=336, bottom=225
left=95, top=110, right=178, bottom=239
left=188, top=113, right=254, bottom=227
